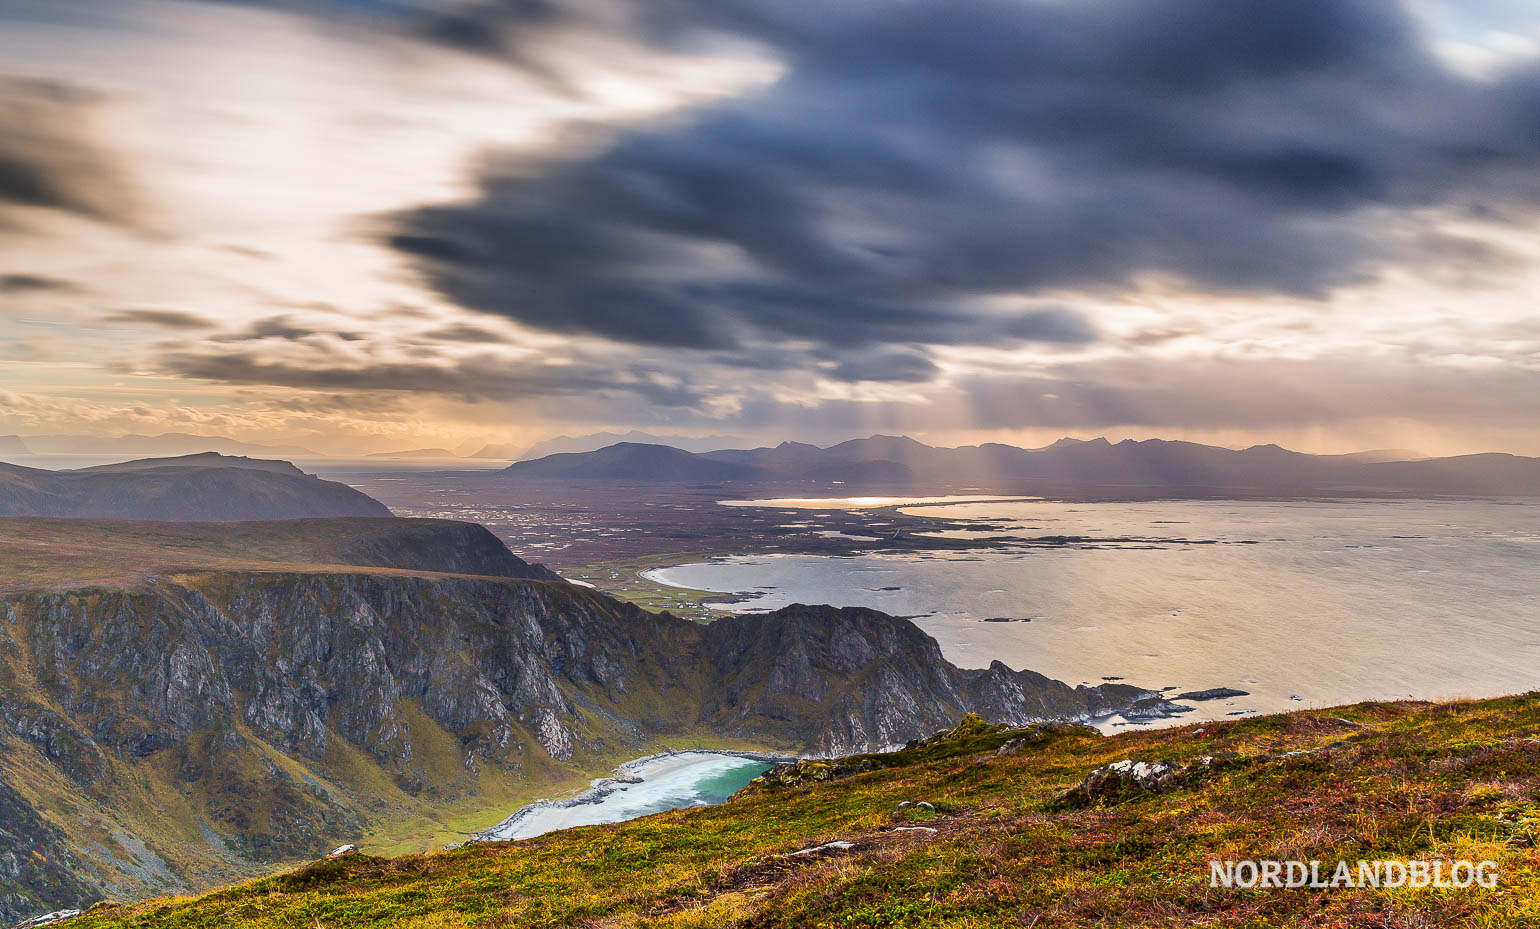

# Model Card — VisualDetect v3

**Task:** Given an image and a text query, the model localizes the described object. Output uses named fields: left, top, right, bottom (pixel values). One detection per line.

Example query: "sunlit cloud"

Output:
left=0, top=0, right=1538, bottom=455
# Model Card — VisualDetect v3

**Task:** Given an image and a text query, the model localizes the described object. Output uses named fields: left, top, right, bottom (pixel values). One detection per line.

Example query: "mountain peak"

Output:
left=505, top=442, right=757, bottom=481
left=0, top=454, right=390, bottom=519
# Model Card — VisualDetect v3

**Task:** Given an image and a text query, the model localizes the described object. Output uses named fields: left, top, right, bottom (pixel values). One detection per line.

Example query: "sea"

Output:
left=647, top=498, right=1540, bottom=726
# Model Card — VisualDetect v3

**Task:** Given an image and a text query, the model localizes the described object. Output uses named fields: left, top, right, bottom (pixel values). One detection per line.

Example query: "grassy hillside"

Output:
left=0, top=455, right=392, bottom=521
left=61, top=692, right=1540, bottom=928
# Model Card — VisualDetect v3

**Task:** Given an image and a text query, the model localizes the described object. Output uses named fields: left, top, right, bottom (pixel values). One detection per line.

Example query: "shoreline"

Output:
left=469, top=748, right=797, bottom=844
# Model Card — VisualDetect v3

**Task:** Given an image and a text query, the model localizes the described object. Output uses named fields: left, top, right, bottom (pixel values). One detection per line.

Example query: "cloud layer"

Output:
left=387, top=0, right=1540, bottom=366
left=2, top=0, right=1540, bottom=453
left=0, top=77, right=141, bottom=227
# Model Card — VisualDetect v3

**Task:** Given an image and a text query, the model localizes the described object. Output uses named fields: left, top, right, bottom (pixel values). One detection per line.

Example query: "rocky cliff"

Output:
left=702, top=606, right=1143, bottom=755
left=0, top=523, right=1149, bottom=922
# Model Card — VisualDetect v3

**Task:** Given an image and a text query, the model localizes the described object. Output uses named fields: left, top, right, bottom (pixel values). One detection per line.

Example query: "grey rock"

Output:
left=785, top=840, right=855, bottom=858
left=1122, top=697, right=1197, bottom=720
left=1058, top=758, right=1186, bottom=806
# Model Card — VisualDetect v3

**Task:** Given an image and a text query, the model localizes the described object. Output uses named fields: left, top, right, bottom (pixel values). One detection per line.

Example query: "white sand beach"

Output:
left=474, top=751, right=784, bottom=842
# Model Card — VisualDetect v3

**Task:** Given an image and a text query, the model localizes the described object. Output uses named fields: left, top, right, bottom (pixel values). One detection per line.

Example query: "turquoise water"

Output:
left=686, top=761, right=775, bottom=806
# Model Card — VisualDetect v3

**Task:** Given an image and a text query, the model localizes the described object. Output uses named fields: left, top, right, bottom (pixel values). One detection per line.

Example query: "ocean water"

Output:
left=648, top=499, right=1540, bottom=725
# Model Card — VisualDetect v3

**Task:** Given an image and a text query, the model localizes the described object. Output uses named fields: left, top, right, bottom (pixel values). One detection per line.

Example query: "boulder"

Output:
left=1057, top=758, right=1185, bottom=806
left=785, top=841, right=855, bottom=858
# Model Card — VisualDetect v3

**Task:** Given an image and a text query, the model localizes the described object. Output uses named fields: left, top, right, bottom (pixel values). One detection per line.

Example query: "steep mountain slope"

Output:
left=510, top=435, right=1540, bottom=494
left=0, top=519, right=1146, bottom=922
left=62, top=693, right=1540, bottom=929
left=0, top=454, right=390, bottom=520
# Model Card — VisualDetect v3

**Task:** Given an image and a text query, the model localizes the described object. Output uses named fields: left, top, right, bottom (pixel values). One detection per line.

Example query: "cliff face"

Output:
left=701, top=606, right=1145, bottom=755
left=0, top=573, right=694, bottom=922
left=0, top=565, right=1148, bottom=921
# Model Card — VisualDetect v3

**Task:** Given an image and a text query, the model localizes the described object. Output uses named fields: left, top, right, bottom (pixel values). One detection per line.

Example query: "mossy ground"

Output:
left=64, top=692, right=1540, bottom=928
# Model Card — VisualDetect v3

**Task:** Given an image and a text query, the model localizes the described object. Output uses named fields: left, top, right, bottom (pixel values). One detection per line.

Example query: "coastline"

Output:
left=470, top=748, right=797, bottom=843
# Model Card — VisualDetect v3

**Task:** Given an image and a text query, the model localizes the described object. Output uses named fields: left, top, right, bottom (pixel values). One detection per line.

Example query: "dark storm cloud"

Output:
left=0, top=274, right=81, bottom=294
left=159, top=347, right=706, bottom=406
left=0, top=77, right=141, bottom=226
left=828, top=349, right=938, bottom=384
left=412, top=0, right=565, bottom=55
left=102, top=308, right=214, bottom=329
left=215, top=315, right=366, bottom=342
left=384, top=0, right=1540, bottom=371
left=422, top=322, right=512, bottom=343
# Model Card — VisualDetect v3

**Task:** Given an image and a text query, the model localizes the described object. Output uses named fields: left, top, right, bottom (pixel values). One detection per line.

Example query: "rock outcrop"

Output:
left=1057, top=758, right=1187, bottom=806
left=703, top=607, right=1146, bottom=755
left=0, top=780, right=96, bottom=925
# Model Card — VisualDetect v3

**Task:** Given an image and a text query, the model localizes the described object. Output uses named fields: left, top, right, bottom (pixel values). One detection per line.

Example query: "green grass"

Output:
left=63, top=693, right=1540, bottom=927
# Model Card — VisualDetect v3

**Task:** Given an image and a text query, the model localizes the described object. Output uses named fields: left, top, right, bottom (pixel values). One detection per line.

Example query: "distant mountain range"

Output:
left=489, top=430, right=752, bottom=461
left=367, top=447, right=459, bottom=459
left=506, top=442, right=759, bottom=481
left=0, top=452, right=392, bottom=519
left=503, top=436, right=1540, bottom=496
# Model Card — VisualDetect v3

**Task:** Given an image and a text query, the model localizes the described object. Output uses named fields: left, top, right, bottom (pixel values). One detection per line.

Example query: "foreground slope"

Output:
left=62, top=693, right=1540, bottom=928
left=0, top=518, right=1142, bottom=921
left=0, top=453, right=390, bottom=520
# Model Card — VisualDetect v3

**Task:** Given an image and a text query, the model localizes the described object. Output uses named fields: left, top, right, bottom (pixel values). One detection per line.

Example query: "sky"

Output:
left=1, top=0, right=1539, bottom=457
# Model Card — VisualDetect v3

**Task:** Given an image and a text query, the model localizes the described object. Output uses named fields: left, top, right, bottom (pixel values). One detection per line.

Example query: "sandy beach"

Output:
left=473, top=750, right=790, bottom=842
